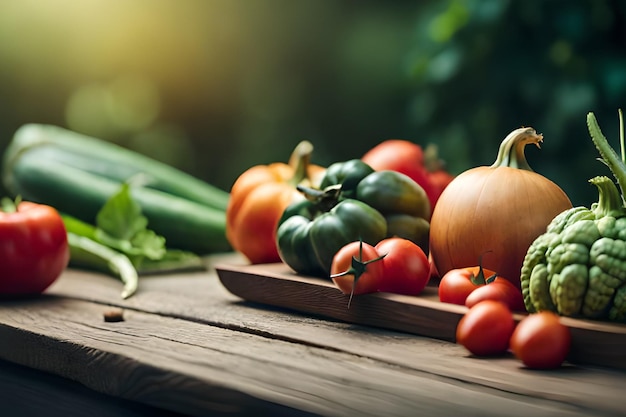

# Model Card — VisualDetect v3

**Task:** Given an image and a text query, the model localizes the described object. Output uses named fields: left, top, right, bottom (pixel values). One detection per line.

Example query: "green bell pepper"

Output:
left=277, top=196, right=387, bottom=276
left=356, top=170, right=430, bottom=248
left=323, top=159, right=430, bottom=247
left=276, top=159, right=431, bottom=277
left=319, top=159, right=375, bottom=199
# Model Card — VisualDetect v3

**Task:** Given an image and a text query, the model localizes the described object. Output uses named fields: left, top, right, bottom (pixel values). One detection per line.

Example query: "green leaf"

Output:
left=137, top=249, right=204, bottom=274
left=130, top=229, right=167, bottom=260
left=64, top=181, right=202, bottom=299
left=90, top=181, right=167, bottom=266
left=96, top=183, right=148, bottom=241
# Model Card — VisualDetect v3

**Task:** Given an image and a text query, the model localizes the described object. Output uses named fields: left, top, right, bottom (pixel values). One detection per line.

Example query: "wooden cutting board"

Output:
left=216, top=262, right=626, bottom=371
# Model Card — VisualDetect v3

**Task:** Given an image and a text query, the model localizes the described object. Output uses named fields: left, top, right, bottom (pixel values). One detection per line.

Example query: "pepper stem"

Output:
left=287, top=140, right=315, bottom=187
left=296, top=184, right=342, bottom=212
left=490, top=127, right=543, bottom=171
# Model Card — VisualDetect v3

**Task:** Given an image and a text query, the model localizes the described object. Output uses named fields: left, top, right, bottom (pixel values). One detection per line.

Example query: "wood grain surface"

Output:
left=215, top=261, right=626, bottom=371
left=0, top=254, right=625, bottom=417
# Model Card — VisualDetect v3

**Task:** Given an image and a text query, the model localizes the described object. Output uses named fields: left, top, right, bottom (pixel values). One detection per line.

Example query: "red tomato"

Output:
left=362, top=140, right=438, bottom=212
left=456, top=300, right=515, bottom=356
left=375, top=238, right=430, bottom=295
left=331, top=241, right=385, bottom=297
left=510, top=311, right=571, bottom=369
left=438, top=266, right=497, bottom=305
left=428, top=170, right=454, bottom=197
left=465, top=277, right=526, bottom=312
left=424, top=143, right=455, bottom=202
left=0, top=201, right=70, bottom=296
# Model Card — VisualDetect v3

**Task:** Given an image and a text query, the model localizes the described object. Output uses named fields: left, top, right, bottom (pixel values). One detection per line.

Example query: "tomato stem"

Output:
left=470, top=251, right=497, bottom=286
left=424, top=143, right=445, bottom=173
left=0, top=196, right=21, bottom=213
left=330, top=238, right=386, bottom=308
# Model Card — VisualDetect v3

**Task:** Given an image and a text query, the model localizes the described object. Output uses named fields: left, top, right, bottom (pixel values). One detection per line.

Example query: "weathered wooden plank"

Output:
left=41, top=259, right=626, bottom=416
left=0, top=297, right=610, bottom=417
left=214, top=262, right=626, bottom=370
left=0, top=359, right=186, bottom=417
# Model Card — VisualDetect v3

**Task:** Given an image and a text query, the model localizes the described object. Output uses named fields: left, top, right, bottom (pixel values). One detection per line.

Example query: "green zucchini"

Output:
left=2, top=124, right=230, bottom=211
left=3, top=149, right=231, bottom=254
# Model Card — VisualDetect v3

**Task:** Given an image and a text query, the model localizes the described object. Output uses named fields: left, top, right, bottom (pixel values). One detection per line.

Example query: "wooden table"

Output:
left=1, top=253, right=625, bottom=417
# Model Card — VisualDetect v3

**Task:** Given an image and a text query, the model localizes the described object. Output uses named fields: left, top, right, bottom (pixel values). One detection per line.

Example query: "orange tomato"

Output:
left=226, top=141, right=324, bottom=264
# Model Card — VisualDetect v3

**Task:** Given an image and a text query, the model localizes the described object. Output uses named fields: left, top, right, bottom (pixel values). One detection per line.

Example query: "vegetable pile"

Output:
left=1, top=124, right=228, bottom=298
left=3, top=109, right=625, bottom=371
left=277, top=158, right=431, bottom=277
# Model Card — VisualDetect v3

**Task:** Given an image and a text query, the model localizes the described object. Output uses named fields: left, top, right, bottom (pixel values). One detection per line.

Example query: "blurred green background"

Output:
left=0, top=0, right=624, bottom=207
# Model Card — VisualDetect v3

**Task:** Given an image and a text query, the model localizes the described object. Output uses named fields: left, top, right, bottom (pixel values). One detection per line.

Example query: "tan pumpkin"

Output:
left=429, top=127, right=573, bottom=288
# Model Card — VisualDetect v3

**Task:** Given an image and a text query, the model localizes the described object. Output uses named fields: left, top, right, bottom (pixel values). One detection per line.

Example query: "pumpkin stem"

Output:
left=287, top=140, right=315, bottom=187
left=490, top=127, right=543, bottom=171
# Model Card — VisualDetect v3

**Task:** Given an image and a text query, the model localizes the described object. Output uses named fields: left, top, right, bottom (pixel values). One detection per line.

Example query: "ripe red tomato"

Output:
left=510, top=311, right=571, bottom=369
left=465, top=277, right=526, bottom=312
left=456, top=300, right=515, bottom=356
left=362, top=140, right=438, bottom=212
left=428, top=170, right=454, bottom=197
left=375, top=237, right=430, bottom=295
left=424, top=143, right=455, bottom=202
left=438, top=266, right=497, bottom=305
left=331, top=241, right=385, bottom=297
left=0, top=201, right=70, bottom=296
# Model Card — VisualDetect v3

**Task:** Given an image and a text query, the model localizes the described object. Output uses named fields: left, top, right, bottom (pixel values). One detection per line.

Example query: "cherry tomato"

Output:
left=375, top=237, right=430, bottom=295
left=438, top=266, right=497, bottom=305
left=456, top=300, right=515, bottom=356
left=362, top=140, right=438, bottom=212
left=331, top=241, right=385, bottom=296
left=0, top=201, right=69, bottom=296
left=510, top=311, right=571, bottom=369
left=465, top=277, right=526, bottom=312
